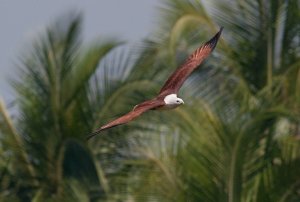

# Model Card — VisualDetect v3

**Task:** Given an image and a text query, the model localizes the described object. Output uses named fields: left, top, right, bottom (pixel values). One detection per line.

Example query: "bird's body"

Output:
left=157, top=94, right=184, bottom=110
left=87, top=27, right=223, bottom=139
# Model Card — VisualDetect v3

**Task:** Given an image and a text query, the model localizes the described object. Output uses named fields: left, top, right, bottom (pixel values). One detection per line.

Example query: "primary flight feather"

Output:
left=88, top=27, right=223, bottom=139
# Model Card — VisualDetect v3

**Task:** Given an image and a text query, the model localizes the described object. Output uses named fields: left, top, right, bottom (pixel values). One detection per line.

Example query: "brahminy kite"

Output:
left=88, top=27, right=223, bottom=139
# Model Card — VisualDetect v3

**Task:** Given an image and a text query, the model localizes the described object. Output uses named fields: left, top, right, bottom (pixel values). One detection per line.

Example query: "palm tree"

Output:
left=1, top=0, right=300, bottom=201
left=0, top=12, right=124, bottom=201
left=0, top=11, right=183, bottom=202
left=114, top=0, right=300, bottom=201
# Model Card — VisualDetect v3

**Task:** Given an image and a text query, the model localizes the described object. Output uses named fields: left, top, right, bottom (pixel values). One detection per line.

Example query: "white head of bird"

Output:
left=163, top=94, right=184, bottom=109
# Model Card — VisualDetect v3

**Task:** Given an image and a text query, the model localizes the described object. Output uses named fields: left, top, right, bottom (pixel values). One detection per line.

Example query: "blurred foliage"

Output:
left=1, top=0, right=300, bottom=201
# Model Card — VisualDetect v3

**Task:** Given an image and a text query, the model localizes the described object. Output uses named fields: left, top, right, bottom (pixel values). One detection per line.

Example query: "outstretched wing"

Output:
left=158, top=27, right=223, bottom=96
left=87, top=99, right=164, bottom=139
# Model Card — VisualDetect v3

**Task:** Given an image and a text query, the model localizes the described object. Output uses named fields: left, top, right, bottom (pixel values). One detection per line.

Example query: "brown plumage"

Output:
left=159, top=27, right=223, bottom=96
left=87, top=27, right=223, bottom=139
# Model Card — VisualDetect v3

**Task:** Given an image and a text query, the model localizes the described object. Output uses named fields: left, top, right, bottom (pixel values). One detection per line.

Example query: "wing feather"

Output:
left=158, top=27, right=223, bottom=96
left=87, top=99, right=164, bottom=139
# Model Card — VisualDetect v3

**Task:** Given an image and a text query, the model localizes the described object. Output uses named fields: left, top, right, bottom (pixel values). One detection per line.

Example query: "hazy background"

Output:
left=0, top=0, right=160, bottom=103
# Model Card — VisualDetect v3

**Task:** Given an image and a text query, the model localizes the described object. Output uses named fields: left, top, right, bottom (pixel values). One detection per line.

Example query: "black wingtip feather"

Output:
left=205, top=26, right=223, bottom=49
left=86, top=128, right=103, bottom=140
left=86, top=132, right=98, bottom=140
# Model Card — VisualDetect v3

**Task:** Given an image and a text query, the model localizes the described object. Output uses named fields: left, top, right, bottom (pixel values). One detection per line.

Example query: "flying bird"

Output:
left=88, top=27, right=223, bottom=139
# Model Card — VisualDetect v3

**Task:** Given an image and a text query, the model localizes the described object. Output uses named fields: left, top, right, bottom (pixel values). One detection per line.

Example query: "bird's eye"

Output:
left=176, top=100, right=180, bottom=103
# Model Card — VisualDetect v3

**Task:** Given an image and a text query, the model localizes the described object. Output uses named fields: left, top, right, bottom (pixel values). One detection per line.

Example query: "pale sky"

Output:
left=0, top=0, right=160, bottom=104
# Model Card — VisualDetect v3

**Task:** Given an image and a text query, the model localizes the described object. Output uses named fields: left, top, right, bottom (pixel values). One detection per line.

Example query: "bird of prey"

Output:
left=88, top=27, right=223, bottom=139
